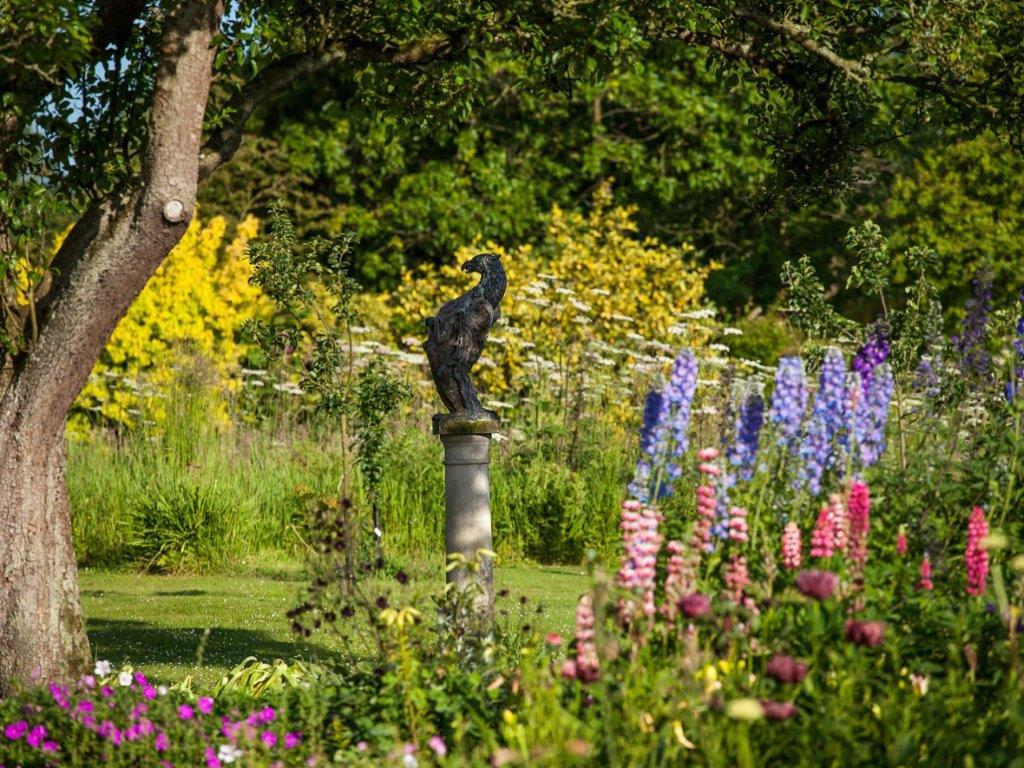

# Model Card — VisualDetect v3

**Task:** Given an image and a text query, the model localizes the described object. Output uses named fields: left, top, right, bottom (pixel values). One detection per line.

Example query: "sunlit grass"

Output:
left=79, top=562, right=590, bottom=687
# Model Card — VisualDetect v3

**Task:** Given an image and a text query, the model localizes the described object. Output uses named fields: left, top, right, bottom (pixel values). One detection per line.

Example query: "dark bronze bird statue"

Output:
left=425, top=252, right=507, bottom=422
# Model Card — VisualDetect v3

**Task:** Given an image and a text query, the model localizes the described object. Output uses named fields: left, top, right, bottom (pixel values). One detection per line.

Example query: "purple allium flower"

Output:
left=766, top=655, right=808, bottom=685
left=844, top=619, right=886, bottom=647
left=629, top=350, right=698, bottom=502
left=852, top=325, right=889, bottom=390
left=769, top=356, right=808, bottom=451
left=728, top=393, right=764, bottom=481
left=953, top=270, right=993, bottom=375
left=854, top=362, right=894, bottom=467
left=798, top=349, right=849, bottom=494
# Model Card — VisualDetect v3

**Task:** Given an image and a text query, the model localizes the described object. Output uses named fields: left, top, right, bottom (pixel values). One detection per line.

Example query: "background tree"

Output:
left=1, top=0, right=1022, bottom=692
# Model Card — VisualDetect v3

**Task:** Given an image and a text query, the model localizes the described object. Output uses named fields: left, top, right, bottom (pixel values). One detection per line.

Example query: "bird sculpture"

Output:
left=425, top=252, right=507, bottom=425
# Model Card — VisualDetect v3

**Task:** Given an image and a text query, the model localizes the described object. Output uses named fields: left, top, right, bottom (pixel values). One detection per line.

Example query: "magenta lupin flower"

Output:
left=617, top=501, right=663, bottom=616
left=966, top=506, right=989, bottom=596
left=917, top=553, right=934, bottom=591
left=809, top=506, right=835, bottom=558
left=896, top=528, right=908, bottom=556
left=847, top=481, right=871, bottom=566
left=725, top=554, right=750, bottom=603
left=660, top=540, right=689, bottom=619
left=568, top=594, right=600, bottom=683
left=728, top=506, right=749, bottom=543
left=781, top=522, right=802, bottom=570
left=828, top=494, right=849, bottom=554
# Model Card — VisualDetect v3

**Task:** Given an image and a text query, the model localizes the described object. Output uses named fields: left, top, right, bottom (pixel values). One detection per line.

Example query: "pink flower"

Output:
left=26, top=725, right=46, bottom=747
left=259, top=706, right=276, bottom=723
left=42, top=740, right=59, bottom=752
left=428, top=735, right=448, bottom=757
left=847, top=481, right=871, bottom=566
left=49, top=683, right=70, bottom=709
left=660, top=540, right=691, bottom=618
left=545, top=633, right=562, bottom=646
left=205, top=746, right=222, bottom=768
left=698, top=462, right=721, bottom=477
left=561, top=659, right=578, bottom=679
left=809, top=506, right=835, bottom=558
left=829, top=494, right=849, bottom=554
left=677, top=592, right=711, bottom=619
left=760, top=700, right=797, bottom=721
left=142, top=686, right=157, bottom=700
left=766, top=655, right=808, bottom=685
left=155, top=731, right=169, bottom=752
left=617, top=504, right=662, bottom=616
left=4, top=721, right=28, bottom=740
left=728, top=506, right=749, bottom=543
left=725, top=554, right=750, bottom=603
left=966, top=506, right=989, bottom=596
left=77, top=699, right=94, bottom=714
left=197, top=696, right=215, bottom=714
left=896, top=528, right=908, bottom=556
left=781, top=522, right=802, bottom=570
left=572, top=595, right=600, bottom=683
left=845, top=619, right=886, bottom=647
left=795, top=570, right=839, bottom=600
left=261, top=731, right=278, bottom=748
left=698, top=448, right=720, bottom=461
left=178, top=704, right=194, bottom=720
left=917, top=554, right=934, bottom=591
left=284, top=732, right=302, bottom=749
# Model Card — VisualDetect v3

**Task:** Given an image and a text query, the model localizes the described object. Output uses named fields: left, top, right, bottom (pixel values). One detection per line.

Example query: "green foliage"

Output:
left=872, top=133, right=1024, bottom=312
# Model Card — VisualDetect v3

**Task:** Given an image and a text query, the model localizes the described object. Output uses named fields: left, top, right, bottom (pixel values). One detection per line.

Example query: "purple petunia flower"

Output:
left=768, top=356, right=808, bottom=451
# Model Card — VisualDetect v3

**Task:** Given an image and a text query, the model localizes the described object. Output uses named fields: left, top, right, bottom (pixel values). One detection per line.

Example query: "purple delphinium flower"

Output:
left=914, top=355, right=940, bottom=399
left=728, top=393, right=764, bottom=481
left=798, top=349, right=849, bottom=495
left=1008, top=289, right=1024, bottom=402
left=768, top=357, right=808, bottom=452
left=854, top=363, right=894, bottom=467
left=711, top=477, right=732, bottom=544
left=629, top=350, right=698, bottom=502
left=953, top=270, right=994, bottom=375
left=852, top=325, right=889, bottom=391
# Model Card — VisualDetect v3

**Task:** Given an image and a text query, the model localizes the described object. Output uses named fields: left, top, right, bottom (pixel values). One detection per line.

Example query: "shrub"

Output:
left=70, top=214, right=267, bottom=429
left=383, top=184, right=718, bottom=402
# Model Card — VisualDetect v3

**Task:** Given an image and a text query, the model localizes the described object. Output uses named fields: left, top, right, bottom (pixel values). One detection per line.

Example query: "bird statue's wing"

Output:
left=439, top=295, right=494, bottom=367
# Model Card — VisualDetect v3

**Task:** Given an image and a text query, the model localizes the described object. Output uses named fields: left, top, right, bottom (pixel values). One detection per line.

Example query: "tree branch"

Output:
left=198, top=33, right=468, bottom=181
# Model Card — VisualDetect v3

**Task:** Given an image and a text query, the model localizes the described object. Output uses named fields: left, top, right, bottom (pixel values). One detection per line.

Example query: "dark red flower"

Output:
left=677, top=593, right=711, bottom=618
left=794, top=570, right=839, bottom=600
left=844, top=619, right=886, bottom=647
left=766, top=655, right=808, bottom=685
left=760, top=700, right=797, bottom=721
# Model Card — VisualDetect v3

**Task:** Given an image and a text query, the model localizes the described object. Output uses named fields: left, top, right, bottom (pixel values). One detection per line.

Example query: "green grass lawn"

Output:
left=79, top=563, right=590, bottom=687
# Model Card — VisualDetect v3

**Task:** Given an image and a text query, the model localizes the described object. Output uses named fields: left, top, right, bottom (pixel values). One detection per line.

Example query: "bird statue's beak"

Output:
left=460, top=260, right=474, bottom=273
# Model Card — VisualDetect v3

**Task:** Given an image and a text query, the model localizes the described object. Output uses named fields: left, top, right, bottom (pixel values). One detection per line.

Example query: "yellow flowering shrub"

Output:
left=384, top=186, right=718, bottom=401
left=71, top=214, right=267, bottom=428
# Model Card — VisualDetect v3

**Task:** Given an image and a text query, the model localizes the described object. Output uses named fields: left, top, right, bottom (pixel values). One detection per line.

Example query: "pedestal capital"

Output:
left=432, top=413, right=500, bottom=436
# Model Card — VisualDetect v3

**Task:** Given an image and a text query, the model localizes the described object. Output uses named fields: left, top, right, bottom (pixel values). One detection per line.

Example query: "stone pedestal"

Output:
left=434, top=415, right=498, bottom=607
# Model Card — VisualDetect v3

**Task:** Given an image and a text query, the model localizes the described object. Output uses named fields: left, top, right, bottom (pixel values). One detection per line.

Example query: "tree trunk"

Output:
left=0, top=408, right=90, bottom=691
left=0, top=0, right=223, bottom=695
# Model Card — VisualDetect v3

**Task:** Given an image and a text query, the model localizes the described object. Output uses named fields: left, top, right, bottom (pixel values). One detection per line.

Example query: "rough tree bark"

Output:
left=0, top=0, right=223, bottom=694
